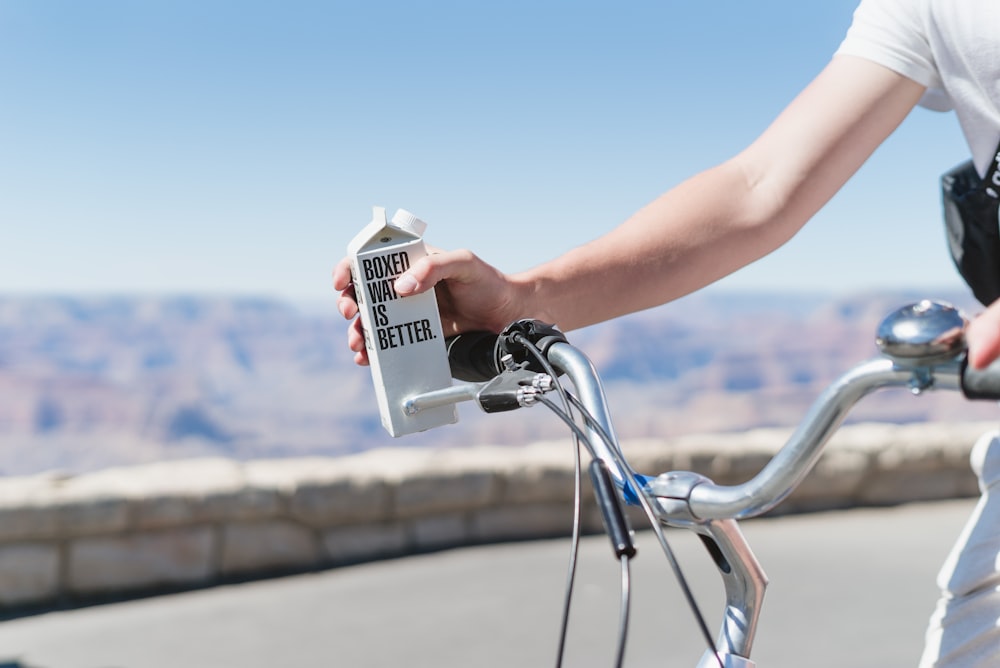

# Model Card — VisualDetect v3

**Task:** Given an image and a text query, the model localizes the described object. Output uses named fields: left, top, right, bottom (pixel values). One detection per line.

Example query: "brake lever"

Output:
left=476, top=364, right=555, bottom=413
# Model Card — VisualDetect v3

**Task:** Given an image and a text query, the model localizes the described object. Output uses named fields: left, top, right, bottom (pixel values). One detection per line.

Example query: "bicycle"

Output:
left=396, top=298, right=1000, bottom=668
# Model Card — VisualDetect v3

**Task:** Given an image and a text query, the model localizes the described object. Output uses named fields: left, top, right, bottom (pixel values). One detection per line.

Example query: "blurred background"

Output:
left=0, top=0, right=985, bottom=475
left=0, top=6, right=991, bottom=664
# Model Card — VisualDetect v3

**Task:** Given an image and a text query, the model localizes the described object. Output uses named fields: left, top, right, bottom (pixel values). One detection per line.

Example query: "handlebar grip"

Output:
left=445, top=331, right=502, bottom=382
left=961, top=356, right=1000, bottom=400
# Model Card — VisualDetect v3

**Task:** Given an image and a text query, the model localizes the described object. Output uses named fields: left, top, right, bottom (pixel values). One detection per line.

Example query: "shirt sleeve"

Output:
left=835, top=0, right=951, bottom=111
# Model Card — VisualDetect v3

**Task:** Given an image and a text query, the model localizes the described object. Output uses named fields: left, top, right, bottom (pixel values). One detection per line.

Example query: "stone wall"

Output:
left=0, top=421, right=992, bottom=612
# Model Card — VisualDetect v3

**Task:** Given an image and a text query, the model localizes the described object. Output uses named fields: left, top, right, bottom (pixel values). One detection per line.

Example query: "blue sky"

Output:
left=0, top=1, right=973, bottom=305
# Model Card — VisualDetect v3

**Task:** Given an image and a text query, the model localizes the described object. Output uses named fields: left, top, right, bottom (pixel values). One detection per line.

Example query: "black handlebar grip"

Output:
left=445, top=331, right=502, bottom=382
left=961, top=356, right=1000, bottom=400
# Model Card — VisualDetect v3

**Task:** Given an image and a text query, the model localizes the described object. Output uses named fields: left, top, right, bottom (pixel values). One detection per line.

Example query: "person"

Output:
left=335, top=1, right=1000, bottom=665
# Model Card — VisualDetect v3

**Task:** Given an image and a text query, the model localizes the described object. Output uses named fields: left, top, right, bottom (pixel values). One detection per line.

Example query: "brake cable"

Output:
left=512, top=334, right=722, bottom=668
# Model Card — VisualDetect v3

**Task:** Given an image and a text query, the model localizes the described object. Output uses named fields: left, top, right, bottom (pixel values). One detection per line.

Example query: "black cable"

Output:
left=561, top=392, right=725, bottom=668
left=536, top=395, right=636, bottom=668
left=514, top=334, right=721, bottom=668
left=555, top=436, right=584, bottom=668
left=513, top=334, right=639, bottom=668
left=508, top=333, right=585, bottom=668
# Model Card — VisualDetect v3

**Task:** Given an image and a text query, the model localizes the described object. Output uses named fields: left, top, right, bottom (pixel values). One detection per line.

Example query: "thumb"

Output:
left=966, top=302, right=1000, bottom=370
left=394, top=272, right=421, bottom=296
left=394, top=249, right=475, bottom=297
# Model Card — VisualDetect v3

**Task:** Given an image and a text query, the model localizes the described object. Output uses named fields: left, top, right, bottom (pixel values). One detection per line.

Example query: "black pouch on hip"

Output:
left=942, top=140, right=1000, bottom=306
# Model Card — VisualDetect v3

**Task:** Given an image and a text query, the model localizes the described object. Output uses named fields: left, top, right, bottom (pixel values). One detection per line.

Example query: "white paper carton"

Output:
left=346, top=207, right=458, bottom=436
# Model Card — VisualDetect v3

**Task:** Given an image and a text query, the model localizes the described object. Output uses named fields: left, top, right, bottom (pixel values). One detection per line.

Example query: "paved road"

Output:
left=0, top=498, right=977, bottom=668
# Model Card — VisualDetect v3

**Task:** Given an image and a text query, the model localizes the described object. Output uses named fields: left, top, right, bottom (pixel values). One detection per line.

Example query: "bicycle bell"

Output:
left=875, top=299, right=967, bottom=366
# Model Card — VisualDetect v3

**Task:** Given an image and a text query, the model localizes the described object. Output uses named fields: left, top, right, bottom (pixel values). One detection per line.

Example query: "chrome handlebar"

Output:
left=648, top=357, right=962, bottom=521
left=406, top=299, right=995, bottom=667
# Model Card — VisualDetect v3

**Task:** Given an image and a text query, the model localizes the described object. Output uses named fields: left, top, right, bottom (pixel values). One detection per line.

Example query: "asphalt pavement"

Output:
left=0, top=498, right=977, bottom=668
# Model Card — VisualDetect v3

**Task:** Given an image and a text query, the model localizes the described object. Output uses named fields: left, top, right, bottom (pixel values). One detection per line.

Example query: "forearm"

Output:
left=512, top=58, right=925, bottom=332
left=513, top=159, right=796, bottom=330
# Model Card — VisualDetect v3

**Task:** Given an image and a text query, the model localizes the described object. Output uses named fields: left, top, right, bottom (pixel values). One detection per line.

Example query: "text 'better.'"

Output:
left=362, top=251, right=437, bottom=351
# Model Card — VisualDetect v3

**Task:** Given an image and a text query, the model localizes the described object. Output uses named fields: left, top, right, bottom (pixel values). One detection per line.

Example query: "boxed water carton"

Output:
left=346, top=206, right=458, bottom=436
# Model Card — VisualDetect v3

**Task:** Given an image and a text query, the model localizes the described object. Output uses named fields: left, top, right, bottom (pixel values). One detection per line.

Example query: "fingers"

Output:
left=394, top=249, right=480, bottom=297
left=332, top=257, right=353, bottom=291
left=334, top=248, right=495, bottom=366
left=967, top=302, right=1000, bottom=370
left=347, top=317, right=369, bottom=366
left=333, top=257, right=359, bottom=320
left=337, top=289, right=358, bottom=320
left=333, top=257, right=368, bottom=364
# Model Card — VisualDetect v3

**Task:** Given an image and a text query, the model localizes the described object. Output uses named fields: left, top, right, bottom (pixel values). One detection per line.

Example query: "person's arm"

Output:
left=495, top=55, right=925, bottom=329
left=335, top=55, right=926, bottom=362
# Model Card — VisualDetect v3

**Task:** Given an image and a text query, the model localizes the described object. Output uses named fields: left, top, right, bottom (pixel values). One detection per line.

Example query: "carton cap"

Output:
left=391, top=209, right=428, bottom=237
left=347, top=206, right=428, bottom=255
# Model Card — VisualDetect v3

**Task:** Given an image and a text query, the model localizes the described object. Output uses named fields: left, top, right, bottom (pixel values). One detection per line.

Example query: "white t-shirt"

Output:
left=836, top=0, right=1000, bottom=174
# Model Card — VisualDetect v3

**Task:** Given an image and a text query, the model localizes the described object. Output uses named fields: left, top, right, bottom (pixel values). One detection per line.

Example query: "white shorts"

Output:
left=920, top=430, right=1000, bottom=667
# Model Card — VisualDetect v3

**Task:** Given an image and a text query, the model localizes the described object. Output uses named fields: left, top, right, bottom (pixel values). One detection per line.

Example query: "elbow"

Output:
left=725, top=153, right=812, bottom=250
